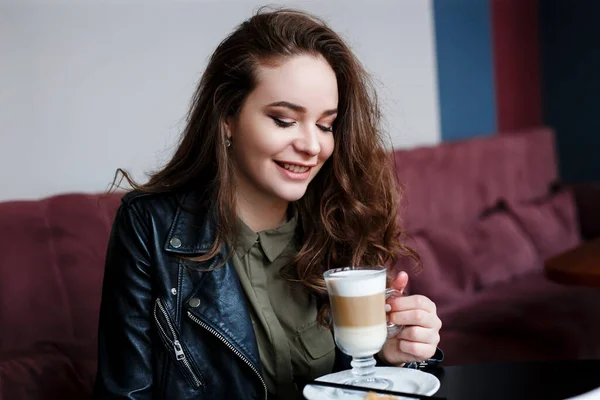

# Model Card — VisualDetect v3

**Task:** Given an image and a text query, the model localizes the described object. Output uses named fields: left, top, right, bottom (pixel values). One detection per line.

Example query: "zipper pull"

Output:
left=173, top=340, right=185, bottom=360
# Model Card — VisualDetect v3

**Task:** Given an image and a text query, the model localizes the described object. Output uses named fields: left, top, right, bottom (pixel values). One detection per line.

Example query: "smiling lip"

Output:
left=274, top=161, right=314, bottom=181
left=275, top=161, right=317, bottom=168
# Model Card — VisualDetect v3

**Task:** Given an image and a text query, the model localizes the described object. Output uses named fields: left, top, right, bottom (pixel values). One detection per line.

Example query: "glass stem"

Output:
left=350, top=356, right=377, bottom=378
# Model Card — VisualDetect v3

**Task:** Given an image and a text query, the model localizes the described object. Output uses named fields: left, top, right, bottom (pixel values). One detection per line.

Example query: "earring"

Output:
left=225, top=137, right=232, bottom=148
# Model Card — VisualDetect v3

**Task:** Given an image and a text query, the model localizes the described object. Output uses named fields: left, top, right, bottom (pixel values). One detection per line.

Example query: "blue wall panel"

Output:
left=433, top=0, right=497, bottom=141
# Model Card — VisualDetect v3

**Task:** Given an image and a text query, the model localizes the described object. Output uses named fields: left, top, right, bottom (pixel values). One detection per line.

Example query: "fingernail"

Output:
left=385, top=304, right=392, bottom=312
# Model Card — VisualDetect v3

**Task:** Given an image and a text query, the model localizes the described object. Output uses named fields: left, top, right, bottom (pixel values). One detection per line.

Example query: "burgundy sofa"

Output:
left=392, top=126, right=600, bottom=366
left=0, top=193, right=122, bottom=399
left=1, top=126, right=599, bottom=398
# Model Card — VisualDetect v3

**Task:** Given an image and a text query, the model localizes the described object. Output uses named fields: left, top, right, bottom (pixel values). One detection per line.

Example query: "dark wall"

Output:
left=492, top=0, right=542, bottom=132
left=540, top=0, right=600, bottom=182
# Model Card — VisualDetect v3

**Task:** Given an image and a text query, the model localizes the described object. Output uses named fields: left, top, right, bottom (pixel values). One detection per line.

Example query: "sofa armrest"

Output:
left=568, top=182, right=600, bottom=240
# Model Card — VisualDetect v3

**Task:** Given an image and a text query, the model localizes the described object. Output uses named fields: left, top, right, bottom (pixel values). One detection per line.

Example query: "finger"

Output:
left=380, top=340, right=422, bottom=364
left=388, top=294, right=436, bottom=313
left=390, top=271, right=409, bottom=293
left=398, top=340, right=437, bottom=361
left=397, top=326, right=440, bottom=345
left=389, top=309, right=437, bottom=328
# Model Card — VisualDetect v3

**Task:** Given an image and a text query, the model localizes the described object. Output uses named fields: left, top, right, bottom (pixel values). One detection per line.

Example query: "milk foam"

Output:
left=327, top=269, right=385, bottom=297
left=334, top=324, right=387, bottom=357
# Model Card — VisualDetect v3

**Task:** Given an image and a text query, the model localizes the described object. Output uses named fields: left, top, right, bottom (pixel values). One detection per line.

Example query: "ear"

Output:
left=223, top=117, right=235, bottom=139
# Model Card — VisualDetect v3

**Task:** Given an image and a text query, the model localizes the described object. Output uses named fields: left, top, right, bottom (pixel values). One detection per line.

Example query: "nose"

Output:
left=294, top=125, right=321, bottom=156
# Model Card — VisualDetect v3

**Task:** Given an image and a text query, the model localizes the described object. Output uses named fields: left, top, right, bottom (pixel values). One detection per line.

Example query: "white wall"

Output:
left=0, top=0, right=440, bottom=201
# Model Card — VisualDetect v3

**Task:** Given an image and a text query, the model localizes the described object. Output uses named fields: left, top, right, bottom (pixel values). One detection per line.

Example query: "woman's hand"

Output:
left=378, top=271, right=442, bottom=366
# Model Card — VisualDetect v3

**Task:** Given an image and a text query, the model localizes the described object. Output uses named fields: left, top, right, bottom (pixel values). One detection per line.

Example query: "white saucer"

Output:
left=303, top=367, right=441, bottom=399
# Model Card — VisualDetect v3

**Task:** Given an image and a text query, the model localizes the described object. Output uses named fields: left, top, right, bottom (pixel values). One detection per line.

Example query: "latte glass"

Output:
left=324, top=265, right=402, bottom=390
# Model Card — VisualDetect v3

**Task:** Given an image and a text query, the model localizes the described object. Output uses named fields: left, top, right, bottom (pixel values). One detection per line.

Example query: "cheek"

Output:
left=237, top=126, right=282, bottom=159
left=319, top=136, right=335, bottom=161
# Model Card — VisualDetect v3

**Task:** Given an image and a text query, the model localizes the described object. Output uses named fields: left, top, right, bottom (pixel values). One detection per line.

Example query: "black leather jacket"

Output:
left=93, top=190, right=442, bottom=399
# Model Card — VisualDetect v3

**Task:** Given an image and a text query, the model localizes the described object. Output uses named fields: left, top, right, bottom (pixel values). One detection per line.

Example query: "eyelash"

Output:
left=270, top=116, right=333, bottom=133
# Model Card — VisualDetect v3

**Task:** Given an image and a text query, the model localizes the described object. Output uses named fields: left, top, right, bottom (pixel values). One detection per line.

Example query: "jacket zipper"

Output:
left=187, top=311, right=268, bottom=400
left=154, top=299, right=203, bottom=388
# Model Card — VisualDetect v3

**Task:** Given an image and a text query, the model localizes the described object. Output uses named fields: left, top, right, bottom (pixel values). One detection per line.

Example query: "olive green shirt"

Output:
left=232, top=216, right=336, bottom=399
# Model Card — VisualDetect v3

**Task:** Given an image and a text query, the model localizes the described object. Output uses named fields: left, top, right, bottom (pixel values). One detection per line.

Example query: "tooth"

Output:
left=279, top=163, right=309, bottom=173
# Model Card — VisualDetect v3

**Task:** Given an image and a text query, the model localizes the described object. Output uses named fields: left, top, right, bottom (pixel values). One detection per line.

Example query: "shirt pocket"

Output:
left=297, top=320, right=336, bottom=360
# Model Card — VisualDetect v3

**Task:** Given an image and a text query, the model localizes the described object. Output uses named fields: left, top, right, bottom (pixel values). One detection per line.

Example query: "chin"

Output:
left=274, top=187, right=309, bottom=203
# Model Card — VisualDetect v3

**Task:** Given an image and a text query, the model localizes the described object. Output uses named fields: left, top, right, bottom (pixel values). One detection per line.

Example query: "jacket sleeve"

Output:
left=333, top=341, right=444, bottom=372
left=402, top=347, right=444, bottom=371
left=93, top=202, right=154, bottom=399
left=333, top=347, right=444, bottom=372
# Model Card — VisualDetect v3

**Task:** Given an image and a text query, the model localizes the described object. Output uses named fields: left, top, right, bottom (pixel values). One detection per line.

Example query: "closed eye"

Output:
left=270, top=115, right=332, bottom=133
left=269, top=116, right=295, bottom=128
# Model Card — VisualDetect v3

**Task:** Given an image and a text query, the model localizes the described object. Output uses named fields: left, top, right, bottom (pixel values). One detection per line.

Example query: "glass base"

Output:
left=344, top=376, right=393, bottom=390
left=332, top=355, right=395, bottom=396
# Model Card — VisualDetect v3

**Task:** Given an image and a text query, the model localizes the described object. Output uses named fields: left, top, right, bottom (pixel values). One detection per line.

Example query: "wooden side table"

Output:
left=544, top=237, right=600, bottom=287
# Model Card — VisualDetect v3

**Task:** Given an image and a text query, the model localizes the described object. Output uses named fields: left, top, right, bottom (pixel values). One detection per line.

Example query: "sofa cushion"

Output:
left=0, top=347, right=93, bottom=400
left=408, top=209, right=540, bottom=300
left=43, top=193, right=122, bottom=343
left=0, top=192, right=122, bottom=352
left=393, top=127, right=558, bottom=232
left=461, top=210, right=541, bottom=287
left=403, top=233, right=478, bottom=305
left=394, top=234, right=465, bottom=305
left=508, top=188, right=582, bottom=261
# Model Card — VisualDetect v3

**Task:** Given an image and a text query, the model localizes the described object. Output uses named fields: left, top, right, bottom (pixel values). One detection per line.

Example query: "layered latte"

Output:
left=326, top=269, right=387, bottom=358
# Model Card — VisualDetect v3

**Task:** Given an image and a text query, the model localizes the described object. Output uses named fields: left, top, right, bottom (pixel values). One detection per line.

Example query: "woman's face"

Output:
left=228, top=54, right=338, bottom=207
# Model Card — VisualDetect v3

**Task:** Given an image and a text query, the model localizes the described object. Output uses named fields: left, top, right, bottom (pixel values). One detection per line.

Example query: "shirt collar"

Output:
left=235, top=214, right=298, bottom=263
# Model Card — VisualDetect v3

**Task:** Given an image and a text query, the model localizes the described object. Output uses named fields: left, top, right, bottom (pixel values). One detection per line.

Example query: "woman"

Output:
left=93, top=8, right=442, bottom=400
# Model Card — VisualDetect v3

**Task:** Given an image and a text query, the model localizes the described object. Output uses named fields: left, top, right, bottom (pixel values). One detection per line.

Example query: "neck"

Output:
left=235, top=191, right=289, bottom=232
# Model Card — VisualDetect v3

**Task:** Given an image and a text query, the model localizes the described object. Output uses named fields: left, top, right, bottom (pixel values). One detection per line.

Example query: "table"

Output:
left=431, top=360, right=600, bottom=400
left=544, top=238, right=600, bottom=286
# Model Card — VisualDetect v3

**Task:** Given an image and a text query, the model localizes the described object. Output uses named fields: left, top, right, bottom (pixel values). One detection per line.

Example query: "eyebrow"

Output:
left=266, top=101, right=338, bottom=117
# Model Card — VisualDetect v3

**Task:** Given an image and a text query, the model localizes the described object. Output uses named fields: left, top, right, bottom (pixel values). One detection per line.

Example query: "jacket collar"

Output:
left=164, top=191, right=216, bottom=255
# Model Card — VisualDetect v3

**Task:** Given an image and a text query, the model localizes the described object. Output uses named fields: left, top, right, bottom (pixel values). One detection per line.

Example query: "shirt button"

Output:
left=170, top=237, right=182, bottom=248
left=188, top=298, right=201, bottom=308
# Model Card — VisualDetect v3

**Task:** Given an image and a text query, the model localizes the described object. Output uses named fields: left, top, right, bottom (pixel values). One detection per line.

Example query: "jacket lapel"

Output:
left=163, top=191, right=262, bottom=372
left=185, top=260, right=262, bottom=370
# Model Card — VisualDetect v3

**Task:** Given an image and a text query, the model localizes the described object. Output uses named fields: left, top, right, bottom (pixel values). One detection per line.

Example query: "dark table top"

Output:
left=431, top=359, right=600, bottom=400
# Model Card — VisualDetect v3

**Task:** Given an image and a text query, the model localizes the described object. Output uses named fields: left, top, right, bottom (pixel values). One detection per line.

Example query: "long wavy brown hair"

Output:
left=114, top=7, right=419, bottom=325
